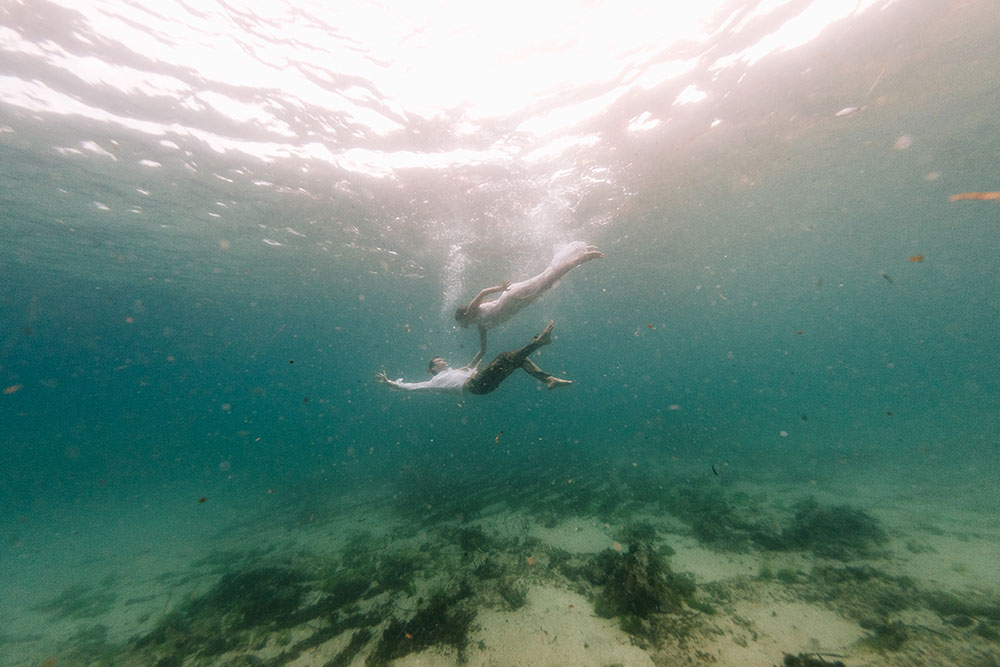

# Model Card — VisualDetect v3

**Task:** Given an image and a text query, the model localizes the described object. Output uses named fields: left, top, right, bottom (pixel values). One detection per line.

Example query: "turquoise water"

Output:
left=2, top=1, right=999, bottom=665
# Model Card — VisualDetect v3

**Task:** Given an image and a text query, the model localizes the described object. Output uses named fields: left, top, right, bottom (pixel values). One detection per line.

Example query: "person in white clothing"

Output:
left=454, top=241, right=603, bottom=357
left=376, top=321, right=571, bottom=395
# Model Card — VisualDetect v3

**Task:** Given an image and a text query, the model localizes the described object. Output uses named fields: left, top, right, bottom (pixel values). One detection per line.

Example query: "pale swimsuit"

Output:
left=470, top=241, right=600, bottom=330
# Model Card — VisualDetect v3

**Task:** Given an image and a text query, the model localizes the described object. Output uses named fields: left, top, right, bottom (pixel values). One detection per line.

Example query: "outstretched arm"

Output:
left=377, top=370, right=452, bottom=392
left=466, top=324, right=488, bottom=368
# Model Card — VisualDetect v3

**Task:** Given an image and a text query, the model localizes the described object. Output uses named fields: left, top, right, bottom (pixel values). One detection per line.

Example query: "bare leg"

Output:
left=545, top=248, right=603, bottom=285
left=521, top=358, right=572, bottom=389
left=532, top=319, right=554, bottom=347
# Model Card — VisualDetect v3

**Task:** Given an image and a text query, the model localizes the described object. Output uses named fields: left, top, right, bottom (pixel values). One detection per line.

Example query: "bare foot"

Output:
left=545, top=376, right=572, bottom=389
left=534, top=320, right=554, bottom=345
left=572, top=248, right=603, bottom=266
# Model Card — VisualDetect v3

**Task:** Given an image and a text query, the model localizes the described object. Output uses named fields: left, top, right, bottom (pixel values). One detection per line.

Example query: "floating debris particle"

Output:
left=949, top=191, right=1000, bottom=201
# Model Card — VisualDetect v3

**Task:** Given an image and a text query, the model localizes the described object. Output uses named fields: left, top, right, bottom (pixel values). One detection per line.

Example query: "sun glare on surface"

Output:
left=2, top=0, right=895, bottom=173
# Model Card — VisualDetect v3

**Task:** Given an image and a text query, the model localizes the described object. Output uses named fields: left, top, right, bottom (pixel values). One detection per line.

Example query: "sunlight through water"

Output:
left=1, top=0, right=894, bottom=175
left=3, top=2, right=1000, bottom=665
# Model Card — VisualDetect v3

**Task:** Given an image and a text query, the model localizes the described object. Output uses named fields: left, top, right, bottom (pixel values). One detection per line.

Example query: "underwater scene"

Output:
left=1, top=1, right=999, bottom=665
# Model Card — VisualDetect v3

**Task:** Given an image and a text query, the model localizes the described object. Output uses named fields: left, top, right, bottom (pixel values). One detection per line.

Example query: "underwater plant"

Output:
left=618, top=520, right=658, bottom=545
left=783, top=653, right=846, bottom=666
left=859, top=618, right=908, bottom=651
left=663, top=484, right=890, bottom=561
left=664, top=483, right=784, bottom=553
left=586, top=541, right=696, bottom=620
left=203, top=567, right=306, bottom=631
left=32, top=583, right=118, bottom=620
left=805, top=565, right=920, bottom=620
left=783, top=498, right=889, bottom=560
left=367, top=585, right=476, bottom=665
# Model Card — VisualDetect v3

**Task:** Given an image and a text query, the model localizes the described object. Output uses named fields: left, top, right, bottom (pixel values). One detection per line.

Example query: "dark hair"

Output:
left=427, top=357, right=445, bottom=373
left=454, top=306, right=469, bottom=326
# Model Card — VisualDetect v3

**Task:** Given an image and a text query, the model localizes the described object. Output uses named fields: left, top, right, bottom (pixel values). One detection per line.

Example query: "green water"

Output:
left=1, top=1, right=998, bottom=664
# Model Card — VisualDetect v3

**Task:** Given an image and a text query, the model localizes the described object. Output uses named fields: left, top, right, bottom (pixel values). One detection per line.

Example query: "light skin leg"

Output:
left=520, top=359, right=572, bottom=389
left=533, top=320, right=554, bottom=346
left=547, top=245, right=604, bottom=283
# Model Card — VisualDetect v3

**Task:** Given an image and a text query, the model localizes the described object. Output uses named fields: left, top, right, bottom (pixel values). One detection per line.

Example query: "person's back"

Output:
left=469, top=242, right=602, bottom=330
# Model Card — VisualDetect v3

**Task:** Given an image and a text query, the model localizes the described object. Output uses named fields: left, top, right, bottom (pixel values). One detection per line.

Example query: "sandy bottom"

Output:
left=2, top=469, right=999, bottom=667
left=395, top=586, right=656, bottom=667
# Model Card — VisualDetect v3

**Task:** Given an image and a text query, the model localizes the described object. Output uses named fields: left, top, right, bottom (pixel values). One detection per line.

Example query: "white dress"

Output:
left=475, top=241, right=591, bottom=329
left=393, top=367, right=475, bottom=394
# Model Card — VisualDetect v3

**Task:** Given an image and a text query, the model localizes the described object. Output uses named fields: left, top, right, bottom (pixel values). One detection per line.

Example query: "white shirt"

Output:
left=393, top=367, right=475, bottom=394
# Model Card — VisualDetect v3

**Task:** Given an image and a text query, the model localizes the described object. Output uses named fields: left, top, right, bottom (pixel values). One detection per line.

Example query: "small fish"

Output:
left=835, top=105, right=865, bottom=117
left=880, top=271, right=894, bottom=284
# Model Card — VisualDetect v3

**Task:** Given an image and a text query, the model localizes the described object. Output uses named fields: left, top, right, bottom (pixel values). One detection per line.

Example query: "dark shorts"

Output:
left=466, top=351, right=522, bottom=395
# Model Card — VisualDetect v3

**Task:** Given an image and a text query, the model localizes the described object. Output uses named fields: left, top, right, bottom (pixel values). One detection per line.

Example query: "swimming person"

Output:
left=375, top=321, right=571, bottom=395
left=454, top=241, right=603, bottom=355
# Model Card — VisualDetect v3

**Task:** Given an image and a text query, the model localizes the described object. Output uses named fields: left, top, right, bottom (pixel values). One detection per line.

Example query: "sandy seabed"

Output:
left=3, top=461, right=999, bottom=667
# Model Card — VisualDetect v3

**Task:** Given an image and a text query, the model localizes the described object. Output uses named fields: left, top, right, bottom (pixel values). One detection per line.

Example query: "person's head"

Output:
left=427, top=357, right=450, bottom=375
left=454, top=306, right=474, bottom=328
